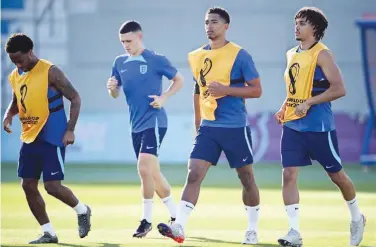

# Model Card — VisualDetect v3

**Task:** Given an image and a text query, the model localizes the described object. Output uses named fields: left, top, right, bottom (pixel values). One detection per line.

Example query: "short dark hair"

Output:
left=119, top=20, right=142, bottom=34
left=207, top=7, right=230, bottom=24
left=5, top=33, right=34, bottom=53
left=295, top=7, right=328, bottom=40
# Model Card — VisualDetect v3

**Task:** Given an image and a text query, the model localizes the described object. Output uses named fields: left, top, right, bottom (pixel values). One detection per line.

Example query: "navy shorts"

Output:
left=132, top=127, right=167, bottom=158
left=18, top=138, right=65, bottom=181
left=190, top=126, right=254, bottom=168
left=281, top=125, right=342, bottom=173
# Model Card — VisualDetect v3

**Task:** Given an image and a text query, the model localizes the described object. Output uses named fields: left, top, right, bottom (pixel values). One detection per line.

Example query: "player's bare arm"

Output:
left=207, top=78, right=262, bottom=98
left=3, top=92, right=18, bottom=133
left=296, top=50, right=346, bottom=116
left=49, top=66, right=81, bottom=139
left=164, top=72, right=184, bottom=98
left=150, top=72, right=184, bottom=109
left=307, top=50, right=346, bottom=105
left=275, top=97, right=287, bottom=124
left=5, top=92, right=18, bottom=118
left=193, top=93, right=201, bottom=133
left=279, top=97, right=288, bottom=112
left=107, top=76, right=120, bottom=98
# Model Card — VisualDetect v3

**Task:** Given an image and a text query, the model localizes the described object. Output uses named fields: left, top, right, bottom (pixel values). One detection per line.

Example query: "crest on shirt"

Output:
left=140, top=65, right=148, bottom=74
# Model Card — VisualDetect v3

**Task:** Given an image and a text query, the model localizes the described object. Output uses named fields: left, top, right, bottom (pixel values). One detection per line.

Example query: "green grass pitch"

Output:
left=1, top=163, right=376, bottom=247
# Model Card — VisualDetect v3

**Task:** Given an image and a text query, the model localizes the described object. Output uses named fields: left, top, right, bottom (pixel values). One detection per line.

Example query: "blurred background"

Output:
left=1, top=0, right=376, bottom=166
left=1, top=1, right=376, bottom=246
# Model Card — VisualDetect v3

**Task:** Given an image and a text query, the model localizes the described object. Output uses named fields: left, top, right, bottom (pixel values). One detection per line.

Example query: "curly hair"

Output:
left=5, top=33, right=34, bottom=53
left=295, top=7, right=328, bottom=40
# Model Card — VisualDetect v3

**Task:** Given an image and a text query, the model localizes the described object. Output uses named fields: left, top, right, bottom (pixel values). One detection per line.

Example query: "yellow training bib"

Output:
left=188, top=42, right=241, bottom=120
left=8, top=59, right=53, bottom=143
left=282, top=42, right=329, bottom=123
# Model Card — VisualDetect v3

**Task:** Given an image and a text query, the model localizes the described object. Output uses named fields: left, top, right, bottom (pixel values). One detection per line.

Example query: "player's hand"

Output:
left=149, top=94, right=168, bottom=109
left=62, top=130, right=75, bottom=146
left=107, top=76, right=118, bottom=91
left=3, top=116, right=13, bottom=133
left=208, top=82, right=228, bottom=97
left=274, top=109, right=285, bottom=124
left=295, top=101, right=310, bottom=117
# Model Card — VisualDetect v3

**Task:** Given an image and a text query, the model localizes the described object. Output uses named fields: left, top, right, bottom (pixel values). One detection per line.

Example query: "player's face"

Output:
left=8, top=51, right=33, bottom=72
left=205, top=13, right=228, bottom=40
left=295, top=17, right=314, bottom=41
left=119, top=32, right=142, bottom=55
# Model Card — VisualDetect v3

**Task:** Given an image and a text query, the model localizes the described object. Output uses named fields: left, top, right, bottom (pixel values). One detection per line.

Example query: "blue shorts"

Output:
left=132, top=127, right=167, bottom=158
left=281, top=126, right=342, bottom=173
left=18, top=138, right=65, bottom=182
left=190, top=126, right=254, bottom=168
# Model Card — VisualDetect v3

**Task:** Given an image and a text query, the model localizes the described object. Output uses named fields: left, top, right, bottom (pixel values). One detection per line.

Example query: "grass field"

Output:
left=1, top=163, right=376, bottom=247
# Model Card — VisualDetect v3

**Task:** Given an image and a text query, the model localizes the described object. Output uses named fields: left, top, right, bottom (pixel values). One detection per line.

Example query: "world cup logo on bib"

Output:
left=140, top=65, right=148, bottom=74
left=20, top=84, right=28, bottom=113
left=198, top=58, right=212, bottom=87
left=288, top=63, right=300, bottom=95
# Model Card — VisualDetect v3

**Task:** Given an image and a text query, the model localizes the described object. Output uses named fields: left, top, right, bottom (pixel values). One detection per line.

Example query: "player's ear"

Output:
left=137, top=31, right=143, bottom=40
left=224, top=23, right=229, bottom=30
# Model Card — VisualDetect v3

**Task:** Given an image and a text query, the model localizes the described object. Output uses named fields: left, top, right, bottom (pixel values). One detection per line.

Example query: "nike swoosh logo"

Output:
left=326, top=165, right=334, bottom=169
left=51, top=172, right=59, bottom=175
left=146, top=146, right=154, bottom=150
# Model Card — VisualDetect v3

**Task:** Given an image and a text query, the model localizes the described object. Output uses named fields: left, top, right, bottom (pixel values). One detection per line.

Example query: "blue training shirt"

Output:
left=111, top=49, right=177, bottom=133
left=195, top=46, right=259, bottom=128
left=39, top=88, right=67, bottom=147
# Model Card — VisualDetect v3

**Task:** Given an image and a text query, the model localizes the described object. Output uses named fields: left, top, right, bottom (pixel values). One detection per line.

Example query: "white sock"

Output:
left=73, top=202, right=87, bottom=215
left=347, top=197, right=361, bottom=221
left=41, top=222, right=56, bottom=236
left=175, top=200, right=194, bottom=229
left=245, top=205, right=260, bottom=231
left=142, top=198, right=153, bottom=223
left=162, top=195, right=177, bottom=219
left=285, top=204, right=299, bottom=232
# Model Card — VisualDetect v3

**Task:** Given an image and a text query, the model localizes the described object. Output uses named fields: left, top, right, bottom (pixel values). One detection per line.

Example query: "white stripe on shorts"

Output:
left=155, top=118, right=160, bottom=154
left=57, top=147, right=65, bottom=174
left=328, top=131, right=342, bottom=165
left=244, top=127, right=254, bottom=157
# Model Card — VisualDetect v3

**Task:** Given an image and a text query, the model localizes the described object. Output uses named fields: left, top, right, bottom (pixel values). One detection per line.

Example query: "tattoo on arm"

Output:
left=49, top=65, right=81, bottom=131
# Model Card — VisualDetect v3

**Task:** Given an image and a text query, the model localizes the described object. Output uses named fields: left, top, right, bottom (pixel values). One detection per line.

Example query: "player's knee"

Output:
left=328, top=170, right=348, bottom=185
left=138, top=164, right=153, bottom=179
left=238, top=171, right=255, bottom=190
left=187, top=168, right=203, bottom=185
left=137, top=154, right=156, bottom=178
left=282, top=168, right=298, bottom=185
left=21, top=179, right=38, bottom=194
left=186, top=159, right=210, bottom=185
left=44, top=182, right=61, bottom=197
